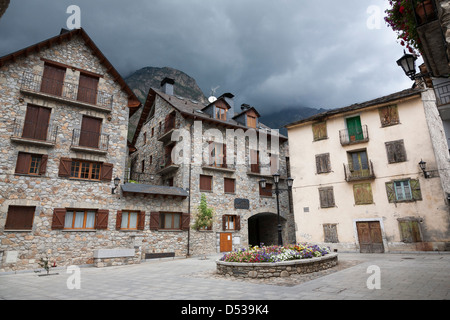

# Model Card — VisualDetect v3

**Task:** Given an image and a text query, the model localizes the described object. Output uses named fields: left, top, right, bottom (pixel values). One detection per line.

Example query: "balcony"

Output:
left=10, top=119, right=58, bottom=147
left=156, top=155, right=180, bottom=175
left=434, top=80, right=450, bottom=120
left=70, top=128, right=109, bottom=154
left=157, top=115, right=178, bottom=144
left=202, top=161, right=236, bottom=173
left=344, top=160, right=376, bottom=182
left=339, top=125, right=369, bottom=146
left=20, top=71, right=113, bottom=112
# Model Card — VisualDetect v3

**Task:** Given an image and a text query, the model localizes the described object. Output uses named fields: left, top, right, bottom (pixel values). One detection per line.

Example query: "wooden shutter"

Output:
left=58, top=158, right=72, bottom=177
left=312, top=121, right=327, bottom=141
left=222, top=215, right=227, bottom=231
left=15, top=152, right=31, bottom=174
left=22, top=105, right=51, bottom=140
left=385, top=140, right=407, bottom=163
left=5, top=206, right=35, bottom=230
left=101, top=163, right=114, bottom=181
left=385, top=182, right=396, bottom=203
left=77, top=73, right=99, bottom=104
left=96, top=210, right=109, bottom=229
left=200, top=175, right=212, bottom=191
left=224, top=178, right=235, bottom=193
left=319, top=187, right=335, bottom=208
left=250, top=150, right=259, bottom=173
left=316, top=153, right=330, bottom=174
left=79, top=116, right=102, bottom=148
left=116, top=210, right=123, bottom=230
left=181, top=213, right=190, bottom=231
left=222, top=143, right=227, bottom=168
left=149, top=212, right=160, bottom=230
left=41, top=63, right=65, bottom=96
left=399, top=219, right=422, bottom=243
left=39, top=155, right=48, bottom=175
left=137, top=211, right=146, bottom=230
left=353, top=183, right=373, bottom=205
left=235, top=215, right=241, bottom=231
left=259, top=183, right=273, bottom=197
left=410, top=179, right=422, bottom=201
left=52, top=208, right=66, bottom=230
left=323, top=224, right=339, bottom=243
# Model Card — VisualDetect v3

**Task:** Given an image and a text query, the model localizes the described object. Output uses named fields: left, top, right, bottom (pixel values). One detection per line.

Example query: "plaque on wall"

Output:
left=234, top=198, right=250, bottom=210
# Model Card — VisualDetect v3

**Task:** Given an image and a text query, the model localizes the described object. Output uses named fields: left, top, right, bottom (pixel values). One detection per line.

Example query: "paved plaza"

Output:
left=0, top=252, right=449, bottom=302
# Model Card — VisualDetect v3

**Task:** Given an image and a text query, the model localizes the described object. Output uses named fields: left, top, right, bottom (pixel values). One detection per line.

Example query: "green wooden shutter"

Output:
left=385, top=182, right=396, bottom=203
left=410, top=179, right=422, bottom=201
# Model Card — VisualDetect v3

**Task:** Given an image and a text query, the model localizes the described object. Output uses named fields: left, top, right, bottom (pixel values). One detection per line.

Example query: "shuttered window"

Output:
left=386, top=179, right=422, bottom=202
left=58, top=158, right=113, bottom=181
left=316, top=153, right=331, bottom=174
left=224, top=178, right=235, bottom=194
left=250, top=149, right=260, bottom=173
left=77, top=73, right=99, bottom=104
left=319, top=187, right=335, bottom=208
left=353, top=183, right=373, bottom=205
left=79, top=115, right=102, bottom=149
left=5, top=206, right=35, bottom=230
left=64, top=209, right=97, bottom=229
left=385, top=140, right=407, bottom=163
left=159, top=212, right=182, bottom=230
left=15, top=152, right=48, bottom=176
left=51, top=208, right=108, bottom=230
left=259, top=183, right=273, bottom=197
left=40, top=63, right=66, bottom=96
left=116, top=211, right=145, bottom=230
left=200, top=175, right=213, bottom=192
left=379, top=105, right=400, bottom=127
left=222, top=215, right=240, bottom=231
left=22, top=104, right=51, bottom=141
left=323, top=224, right=339, bottom=243
left=398, top=219, right=422, bottom=243
left=312, top=121, right=327, bottom=141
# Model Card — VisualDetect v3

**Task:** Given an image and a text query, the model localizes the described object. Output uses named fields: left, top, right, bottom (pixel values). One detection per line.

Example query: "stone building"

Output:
left=286, top=88, right=450, bottom=253
left=129, top=79, right=295, bottom=256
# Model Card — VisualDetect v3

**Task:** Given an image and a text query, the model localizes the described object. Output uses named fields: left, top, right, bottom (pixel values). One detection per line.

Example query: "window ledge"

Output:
left=61, top=229, right=97, bottom=232
left=3, top=229, right=33, bottom=232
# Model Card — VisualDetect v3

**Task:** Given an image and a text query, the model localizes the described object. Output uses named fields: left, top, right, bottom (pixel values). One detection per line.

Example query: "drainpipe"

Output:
left=186, top=122, right=194, bottom=257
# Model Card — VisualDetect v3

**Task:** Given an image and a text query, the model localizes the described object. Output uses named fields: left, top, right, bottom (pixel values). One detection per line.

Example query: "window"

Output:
left=319, top=187, right=335, bottom=208
left=143, top=132, right=147, bottom=145
left=247, top=115, right=257, bottom=128
left=151, top=127, right=154, bottom=137
left=79, top=115, right=102, bottom=149
left=259, top=183, right=273, bottom=197
left=5, top=206, right=35, bottom=230
left=269, top=153, right=279, bottom=175
left=386, top=179, right=422, bottom=202
left=117, top=211, right=145, bottom=230
left=224, top=178, right=235, bottom=194
left=222, top=215, right=239, bottom=231
left=348, top=150, right=369, bottom=171
left=22, top=104, right=51, bottom=141
left=209, top=142, right=226, bottom=167
left=40, top=63, right=66, bottom=96
left=346, top=116, right=364, bottom=142
left=215, top=106, right=227, bottom=120
left=250, top=149, right=260, bottom=173
left=353, top=183, right=373, bottom=205
left=200, top=175, right=213, bottom=192
left=15, top=152, right=48, bottom=176
left=142, top=159, right=145, bottom=173
left=77, top=73, right=99, bottom=104
left=312, top=121, right=327, bottom=141
left=64, top=209, right=96, bottom=229
left=316, top=153, right=331, bottom=174
left=379, top=105, right=400, bottom=127
left=323, top=224, right=339, bottom=243
left=70, top=160, right=101, bottom=180
left=385, top=140, right=407, bottom=163
left=398, top=219, right=422, bottom=243
left=160, top=212, right=181, bottom=230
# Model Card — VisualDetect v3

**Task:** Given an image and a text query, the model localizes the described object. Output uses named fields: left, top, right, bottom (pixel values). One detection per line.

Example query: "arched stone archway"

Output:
left=248, top=212, right=287, bottom=247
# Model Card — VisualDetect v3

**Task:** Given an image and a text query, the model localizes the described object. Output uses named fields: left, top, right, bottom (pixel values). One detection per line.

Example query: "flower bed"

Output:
left=216, top=244, right=338, bottom=279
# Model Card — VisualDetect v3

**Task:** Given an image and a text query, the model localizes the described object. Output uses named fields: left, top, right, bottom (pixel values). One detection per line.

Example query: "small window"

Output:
left=160, top=212, right=181, bottom=230
left=385, top=140, right=407, bottom=163
left=316, top=153, right=331, bottom=174
left=323, top=224, right=339, bottom=243
left=5, top=206, right=35, bottom=230
left=312, top=121, right=327, bottom=141
left=15, top=152, right=48, bottom=176
left=224, top=178, right=235, bottom=194
left=143, top=132, right=147, bottom=145
left=215, top=106, right=227, bottom=120
left=200, top=175, right=213, bottom=192
left=64, top=209, right=96, bottom=229
left=319, top=187, right=335, bottom=208
left=247, top=115, right=257, bottom=128
left=379, top=105, right=400, bottom=127
left=386, top=179, right=422, bottom=203
left=259, top=183, right=273, bottom=197
left=223, top=215, right=236, bottom=230
left=70, top=160, right=101, bottom=180
left=353, top=183, right=373, bottom=205
left=120, top=211, right=139, bottom=230
left=398, top=219, right=422, bottom=243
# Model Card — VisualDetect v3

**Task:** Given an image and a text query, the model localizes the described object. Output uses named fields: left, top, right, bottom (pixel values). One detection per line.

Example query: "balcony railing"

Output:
left=434, top=81, right=450, bottom=107
left=413, top=0, right=438, bottom=26
left=157, top=116, right=179, bottom=143
left=339, top=125, right=369, bottom=146
left=20, top=71, right=113, bottom=111
left=71, top=128, right=109, bottom=152
left=124, top=170, right=156, bottom=184
left=11, top=119, right=58, bottom=146
left=344, top=160, right=376, bottom=182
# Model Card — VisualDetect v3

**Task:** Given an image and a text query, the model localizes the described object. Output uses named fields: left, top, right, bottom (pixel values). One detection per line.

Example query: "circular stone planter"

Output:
left=216, top=253, right=338, bottom=279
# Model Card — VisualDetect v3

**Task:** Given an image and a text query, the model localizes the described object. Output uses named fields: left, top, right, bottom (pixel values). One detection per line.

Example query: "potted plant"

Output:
left=385, top=0, right=422, bottom=55
left=193, top=194, right=214, bottom=259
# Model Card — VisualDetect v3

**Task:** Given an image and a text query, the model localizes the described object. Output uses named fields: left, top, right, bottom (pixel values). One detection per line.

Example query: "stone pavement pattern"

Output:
left=0, top=252, right=449, bottom=300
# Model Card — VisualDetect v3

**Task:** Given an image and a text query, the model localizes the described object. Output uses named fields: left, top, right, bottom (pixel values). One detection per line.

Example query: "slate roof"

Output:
left=121, top=183, right=188, bottom=198
left=284, top=88, right=422, bottom=128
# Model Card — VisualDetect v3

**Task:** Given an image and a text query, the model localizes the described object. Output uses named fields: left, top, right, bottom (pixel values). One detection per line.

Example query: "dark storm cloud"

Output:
left=0, top=0, right=415, bottom=113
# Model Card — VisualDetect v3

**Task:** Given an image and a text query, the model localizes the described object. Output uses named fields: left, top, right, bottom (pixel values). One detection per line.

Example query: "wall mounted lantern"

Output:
left=112, top=177, right=121, bottom=194
left=418, top=159, right=430, bottom=178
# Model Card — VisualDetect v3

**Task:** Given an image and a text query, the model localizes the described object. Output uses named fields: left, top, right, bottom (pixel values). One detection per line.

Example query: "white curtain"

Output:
left=85, top=211, right=96, bottom=228
left=64, top=211, right=74, bottom=228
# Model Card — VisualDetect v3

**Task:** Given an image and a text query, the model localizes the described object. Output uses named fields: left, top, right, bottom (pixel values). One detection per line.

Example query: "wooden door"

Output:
left=41, top=63, right=65, bottom=96
left=79, top=116, right=102, bottom=148
left=220, top=233, right=232, bottom=252
left=77, top=73, right=99, bottom=104
left=22, top=105, right=51, bottom=140
left=346, top=116, right=363, bottom=141
left=357, top=221, right=384, bottom=253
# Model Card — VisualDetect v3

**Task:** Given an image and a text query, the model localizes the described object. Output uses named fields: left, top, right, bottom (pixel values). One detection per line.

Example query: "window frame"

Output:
left=159, top=212, right=182, bottom=230
left=259, top=182, right=273, bottom=197
left=4, top=206, right=36, bottom=231
left=120, top=211, right=139, bottom=230
left=312, top=121, right=328, bottom=141
left=70, top=160, right=102, bottom=181
left=319, top=187, right=335, bottom=208
left=199, top=174, right=213, bottom=192
left=223, top=215, right=236, bottom=230
left=353, top=183, right=374, bottom=205
left=394, top=180, right=413, bottom=201
left=224, top=177, right=236, bottom=194
left=64, top=209, right=97, bottom=230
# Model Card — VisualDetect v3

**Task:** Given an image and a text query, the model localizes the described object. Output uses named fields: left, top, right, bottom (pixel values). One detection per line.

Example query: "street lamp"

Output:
left=419, top=159, right=430, bottom=178
left=397, top=50, right=418, bottom=80
left=259, top=173, right=294, bottom=246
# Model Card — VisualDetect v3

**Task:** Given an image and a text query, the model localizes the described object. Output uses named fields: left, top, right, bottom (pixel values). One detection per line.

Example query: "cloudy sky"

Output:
left=0, top=0, right=418, bottom=114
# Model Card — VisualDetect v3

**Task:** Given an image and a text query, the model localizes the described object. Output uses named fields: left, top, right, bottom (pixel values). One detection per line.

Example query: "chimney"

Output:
left=161, top=77, right=175, bottom=95
left=241, top=103, right=251, bottom=111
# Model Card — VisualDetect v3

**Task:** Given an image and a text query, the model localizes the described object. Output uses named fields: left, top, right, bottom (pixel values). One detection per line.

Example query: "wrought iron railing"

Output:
left=412, top=0, right=438, bottom=27
left=71, top=128, right=109, bottom=151
left=339, top=125, right=369, bottom=145
left=434, top=81, right=450, bottom=107
left=20, top=71, right=113, bottom=110
left=11, top=119, right=58, bottom=144
left=124, top=169, right=156, bottom=184
left=344, top=160, right=375, bottom=182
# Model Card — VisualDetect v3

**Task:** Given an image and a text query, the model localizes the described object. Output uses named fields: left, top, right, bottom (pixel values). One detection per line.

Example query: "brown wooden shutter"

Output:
left=181, top=213, right=190, bottom=231
left=250, top=150, right=259, bottom=173
left=200, top=175, right=212, bottom=191
left=95, top=210, right=109, bottom=229
left=235, top=215, right=241, bottom=231
left=41, top=63, right=65, bottom=96
left=222, top=215, right=227, bottom=231
left=222, top=143, right=227, bottom=168
left=58, top=158, right=72, bottom=177
left=22, top=105, right=51, bottom=141
left=224, top=178, right=235, bottom=193
left=323, top=224, right=339, bottom=243
left=39, top=155, right=48, bottom=175
left=77, top=73, right=99, bottom=104
left=137, top=211, right=146, bottom=230
left=5, top=206, right=35, bottom=230
left=15, top=152, right=31, bottom=174
left=79, top=116, right=102, bottom=148
left=385, top=140, right=407, bottom=163
left=101, top=163, right=114, bottom=181
left=52, top=208, right=66, bottom=230
left=116, top=210, right=123, bottom=230
left=316, top=154, right=330, bottom=174
left=149, top=212, right=160, bottom=230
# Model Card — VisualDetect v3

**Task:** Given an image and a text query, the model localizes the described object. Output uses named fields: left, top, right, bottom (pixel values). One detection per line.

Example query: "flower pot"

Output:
left=415, top=0, right=436, bottom=24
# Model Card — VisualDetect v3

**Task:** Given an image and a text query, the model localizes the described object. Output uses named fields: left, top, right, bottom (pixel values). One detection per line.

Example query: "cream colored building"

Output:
left=286, top=88, right=450, bottom=253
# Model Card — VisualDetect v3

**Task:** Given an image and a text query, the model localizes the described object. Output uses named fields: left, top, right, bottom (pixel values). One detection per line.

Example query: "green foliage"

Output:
left=193, top=194, right=214, bottom=230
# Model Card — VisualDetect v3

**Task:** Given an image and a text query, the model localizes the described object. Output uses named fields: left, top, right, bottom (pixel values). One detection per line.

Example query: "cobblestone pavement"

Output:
left=0, top=252, right=449, bottom=301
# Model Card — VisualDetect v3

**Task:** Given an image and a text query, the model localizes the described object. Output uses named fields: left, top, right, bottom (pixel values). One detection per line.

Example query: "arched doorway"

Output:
left=248, top=212, right=287, bottom=247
